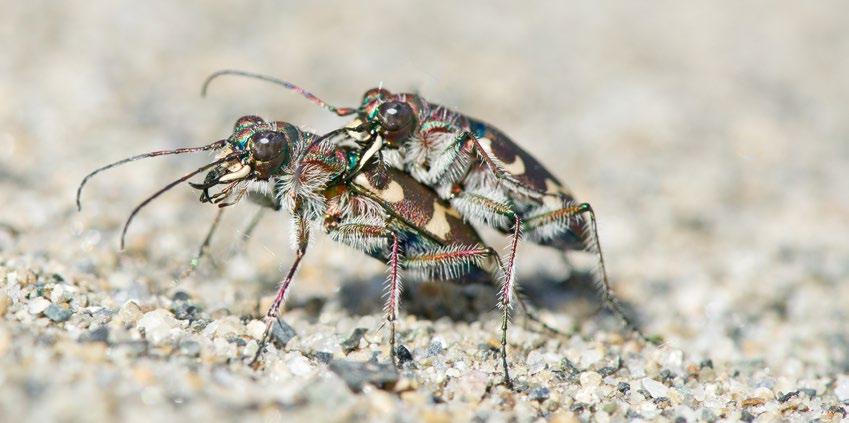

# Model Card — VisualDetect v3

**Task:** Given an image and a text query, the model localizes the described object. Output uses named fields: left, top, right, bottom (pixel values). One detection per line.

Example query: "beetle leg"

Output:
left=448, top=190, right=515, bottom=230
left=523, top=202, right=643, bottom=337
left=251, top=209, right=310, bottom=366
left=401, top=245, right=492, bottom=280
left=229, top=187, right=282, bottom=255
left=498, top=216, right=521, bottom=388
left=385, top=233, right=402, bottom=367
left=324, top=216, right=406, bottom=366
left=403, top=243, right=516, bottom=388
left=178, top=207, right=226, bottom=280
left=515, top=294, right=570, bottom=336
left=238, top=207, right=267, bottom=244
left=449, top=191, right=569, bottom=338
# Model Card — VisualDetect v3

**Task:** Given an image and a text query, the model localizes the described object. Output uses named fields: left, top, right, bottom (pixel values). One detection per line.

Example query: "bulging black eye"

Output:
left=250, top=131, right=287, bottom=163
left=376, top=101, right=416, bottom=140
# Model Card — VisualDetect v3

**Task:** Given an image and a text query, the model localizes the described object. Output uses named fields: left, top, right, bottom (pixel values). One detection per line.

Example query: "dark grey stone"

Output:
left=270, top=319, right=297, bottom=348
left=396, top=345, right=413, bottom=364
left=340, top=328, right=367, bottom=353
left=328, top=360, right=398, bottom=392
left=528, top=386, right=550, bottom=401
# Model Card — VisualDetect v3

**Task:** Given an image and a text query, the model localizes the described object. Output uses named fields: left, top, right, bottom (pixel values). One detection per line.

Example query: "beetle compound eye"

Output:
left=250, top=131, right=288, bottom=163
left=377, top=101, right=416, bottom=141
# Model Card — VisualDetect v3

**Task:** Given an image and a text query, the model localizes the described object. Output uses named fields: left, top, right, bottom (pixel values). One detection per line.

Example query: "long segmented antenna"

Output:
left=76, top=140, right=227, bottom=211
left=120, top=153, right=238, bottom=250
left=201, top=69, right=359, bottom=116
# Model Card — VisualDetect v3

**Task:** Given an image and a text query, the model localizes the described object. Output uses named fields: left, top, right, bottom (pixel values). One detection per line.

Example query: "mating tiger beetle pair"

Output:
left=77, top=70, right=645, bottom=388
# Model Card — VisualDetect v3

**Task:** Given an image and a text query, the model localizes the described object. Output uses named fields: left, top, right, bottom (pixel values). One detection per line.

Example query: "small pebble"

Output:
left=138, top=309, right=179, bottom=345
left=580, top=371, right=602, bottom=387
left=0, top=293, right=10, bottom=315
left=179, top=340, right=201, bottom=357
left=44, top=304, right=72, bottom=322
left=246, top=320, right=266, bottom=340
left=116, top=301, right=143, bottom=326
left=835, top=377, right=849, bottom=402
left=207, top=316, right=244, bottom=339
left=49, top=285, right=71, bottom=304
left=28, top=297, right=51, bottom=315
left=426, top=339, right=445, bottom=357
left=827, top=405, right=847, bottom=419
left=243, top=340, right=258, bottom=358
left=172, top=302, right=198, bottom=321
left=777, top=390, right=798, bottom=403
left=287, top=353, right=313, bottom=376
left=313, top=351, right=333, bottom=364
left=799, top=388, right=816, bottom=398
left=641, top=378, right=669, bottom=398
left=598, top=366, right=618, bottom=377
left=580, top=348, right=603, bottom=367
left=752, top=386, right=774, bottom=400
left=527, top=350, right=546, bottom=375
left=574, top=387, right=599, bottom=404
left=79, top=326, right=109, bottom=343
left=447, top=370, right=488, bottom=401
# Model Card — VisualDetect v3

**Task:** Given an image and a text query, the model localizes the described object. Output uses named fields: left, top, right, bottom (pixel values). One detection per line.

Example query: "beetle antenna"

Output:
left=76, top=140, right=226, bottom=211
left=201, top=69, right=358, bottom=116
left=120, top=153, right=237, bottom=250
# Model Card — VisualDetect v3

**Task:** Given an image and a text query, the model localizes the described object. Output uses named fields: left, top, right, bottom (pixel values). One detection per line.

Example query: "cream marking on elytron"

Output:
left=353, top=173, right=405, bottom=203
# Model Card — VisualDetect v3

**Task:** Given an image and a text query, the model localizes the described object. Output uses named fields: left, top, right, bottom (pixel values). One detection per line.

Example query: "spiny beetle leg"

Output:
left=401, top=243, right=516, bottom=386
left=524, top=202, right=644, bottom=338
left=500, top=306, right=512, bottom=388
left=325, top=217, right=404, bottom=366
left=239, top=207, right=267, bottom=245
left=497, top=216, right=521, bottom=389
left=251, top=212, right=310, bottom=367
left=385, top=234, right=402, bottom=368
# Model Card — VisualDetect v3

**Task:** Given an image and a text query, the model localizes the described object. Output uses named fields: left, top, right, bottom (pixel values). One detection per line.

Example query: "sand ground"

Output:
left=1, top=1, right=848, bottom=422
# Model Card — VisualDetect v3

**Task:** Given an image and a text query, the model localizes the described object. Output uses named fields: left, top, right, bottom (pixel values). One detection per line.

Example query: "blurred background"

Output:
left=1, top=1, right=848, bottom=421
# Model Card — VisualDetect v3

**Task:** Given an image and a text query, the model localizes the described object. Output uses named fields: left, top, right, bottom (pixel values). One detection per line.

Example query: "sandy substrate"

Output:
left=2, top=1, right=848, bottom=422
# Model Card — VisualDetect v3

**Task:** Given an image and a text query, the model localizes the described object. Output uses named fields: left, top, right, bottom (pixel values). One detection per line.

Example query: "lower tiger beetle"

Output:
left=77, top=115, right=568, bottom=387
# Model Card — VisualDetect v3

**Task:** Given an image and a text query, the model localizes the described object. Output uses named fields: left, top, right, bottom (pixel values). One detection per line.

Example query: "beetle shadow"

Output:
left=331, top=270, right=642, bottom=327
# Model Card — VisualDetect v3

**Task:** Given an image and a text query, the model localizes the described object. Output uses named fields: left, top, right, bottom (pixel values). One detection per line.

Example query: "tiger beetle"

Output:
left=77, top=115, right=541, bottom=386
left=202, top=70, right=644, bottom=340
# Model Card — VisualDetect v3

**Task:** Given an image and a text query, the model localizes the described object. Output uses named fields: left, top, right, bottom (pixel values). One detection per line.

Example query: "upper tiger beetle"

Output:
left=77, top=115, right=561, bottom=387
left=202, top=71, right=645, bottom=339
